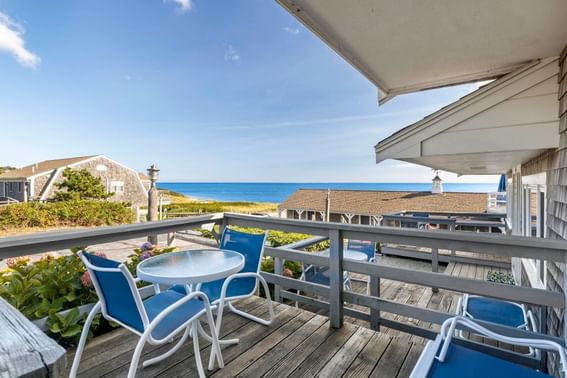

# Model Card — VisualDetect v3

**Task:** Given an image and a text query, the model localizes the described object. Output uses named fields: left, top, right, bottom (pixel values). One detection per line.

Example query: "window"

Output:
left=110, top=181, right=124, bottom=193
left=17, top=182, right=22, bottom=193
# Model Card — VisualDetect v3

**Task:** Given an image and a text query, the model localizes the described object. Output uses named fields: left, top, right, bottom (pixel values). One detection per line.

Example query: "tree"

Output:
left=54, top=168, right=113, bottom=201
left=0, top=166, right=15, bottom=175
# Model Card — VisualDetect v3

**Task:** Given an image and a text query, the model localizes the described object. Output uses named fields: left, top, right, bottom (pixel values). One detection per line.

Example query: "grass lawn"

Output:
left=160, top=188, right=278, bottom=215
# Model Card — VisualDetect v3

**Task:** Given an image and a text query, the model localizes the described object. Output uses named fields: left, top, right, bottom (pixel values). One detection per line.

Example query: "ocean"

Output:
left=157, top=182, right=499, bottom=203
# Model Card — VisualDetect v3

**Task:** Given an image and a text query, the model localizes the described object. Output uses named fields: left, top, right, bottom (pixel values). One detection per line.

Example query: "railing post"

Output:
left=431, top=247, right=439, bottom=293
left=329, top=229, right=344, bottom=328
left=274, top=257, right=282, bottom=303
left=369, top=275, right=381, bottom=331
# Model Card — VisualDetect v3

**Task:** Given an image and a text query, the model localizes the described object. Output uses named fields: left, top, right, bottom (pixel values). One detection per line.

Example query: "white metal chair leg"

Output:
left=127, top=331, right=149, bottom=378
left=204, top=307, right=224, bottom=370
left=208, top=301, right=226, bottom=371
left=197, top=321, right=239, bottom=346
left=192, top=322, right=206, bottom=378
left=228, top=277, right=274, bottom=326
left=69, top=302, right=101, bottom=378
left=142, top=326, right=191, bottom=368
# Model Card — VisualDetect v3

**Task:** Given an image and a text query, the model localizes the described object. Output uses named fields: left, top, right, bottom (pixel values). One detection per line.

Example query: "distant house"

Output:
left=0, top=155, right=149, bottom=208
left=279, top=188, right=488, bottom=225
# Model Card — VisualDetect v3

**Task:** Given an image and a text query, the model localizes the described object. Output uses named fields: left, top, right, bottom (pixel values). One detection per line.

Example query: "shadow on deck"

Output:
left=69, top=295, right=423, bottom=378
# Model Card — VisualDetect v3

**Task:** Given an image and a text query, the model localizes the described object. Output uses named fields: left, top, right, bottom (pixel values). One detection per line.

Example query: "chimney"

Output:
left=432, top=171, right=443, bottom=194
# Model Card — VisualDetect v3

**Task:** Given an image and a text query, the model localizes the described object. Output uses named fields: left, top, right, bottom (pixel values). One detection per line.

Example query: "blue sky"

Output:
left=0, top=0, right=497, bottom=183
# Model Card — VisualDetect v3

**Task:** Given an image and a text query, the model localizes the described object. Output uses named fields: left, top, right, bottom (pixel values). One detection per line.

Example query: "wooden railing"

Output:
left=0, top=212, right=566, bottom=369
left=223, top=213, right=567, bottom=369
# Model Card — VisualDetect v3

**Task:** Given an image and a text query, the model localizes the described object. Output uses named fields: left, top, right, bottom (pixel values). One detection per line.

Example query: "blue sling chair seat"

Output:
left=410, top=316, right=567, bottom=378
left=170, top=228, right=274, bottom=370
left=456, top=294, right=538, bottom=356
left=69, top=252, right=223, bottom=378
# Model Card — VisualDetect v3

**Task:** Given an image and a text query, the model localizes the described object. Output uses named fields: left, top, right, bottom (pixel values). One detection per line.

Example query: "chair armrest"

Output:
left=438, top=316, right=567, bottom=373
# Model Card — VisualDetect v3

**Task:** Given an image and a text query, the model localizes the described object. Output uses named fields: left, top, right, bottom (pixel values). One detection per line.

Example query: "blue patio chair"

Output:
left=69, top=252, right=223, bottom=378
left=171, top=228, right=274, bottom=370
left=456, top=294, right=538, bottom=356
left=410, top=316, right=566, bottom=378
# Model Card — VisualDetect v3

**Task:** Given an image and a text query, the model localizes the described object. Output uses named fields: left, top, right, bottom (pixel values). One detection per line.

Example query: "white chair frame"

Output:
left=410, top=316, right=567, bottom=378
left=456, top=294, right=538, bottom=356
left=70, top=252, right=223, bottom=378
left=198, top=230, right=275, bottom=370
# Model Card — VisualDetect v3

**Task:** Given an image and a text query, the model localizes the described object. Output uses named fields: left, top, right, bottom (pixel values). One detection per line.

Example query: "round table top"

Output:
left=318, top=249, right=368, bottom=261
left=136, top=249, right=245, bottom=285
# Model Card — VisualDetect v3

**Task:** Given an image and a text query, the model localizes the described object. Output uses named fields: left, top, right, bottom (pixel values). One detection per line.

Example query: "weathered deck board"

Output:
left=71, top=296, right=428, bottom=378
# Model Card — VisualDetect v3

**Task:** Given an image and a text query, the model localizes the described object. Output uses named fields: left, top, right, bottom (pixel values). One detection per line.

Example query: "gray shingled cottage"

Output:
left=0, top=155, right=150, bottom=208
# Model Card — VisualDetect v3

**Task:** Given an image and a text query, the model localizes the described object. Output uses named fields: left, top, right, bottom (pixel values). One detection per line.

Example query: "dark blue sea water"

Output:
left=157, top=182, right=498, bottom=203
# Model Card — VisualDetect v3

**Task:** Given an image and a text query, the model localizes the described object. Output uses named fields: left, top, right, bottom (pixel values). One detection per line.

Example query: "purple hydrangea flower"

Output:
left=140, top=242, right=154, bottom=252
left=140, top=251, right=153, bottom=261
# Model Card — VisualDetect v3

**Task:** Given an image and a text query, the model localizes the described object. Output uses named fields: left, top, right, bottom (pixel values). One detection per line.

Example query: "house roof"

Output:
left=0, top=156, right=98, bottom=179
left=276, top=0, right=567, bottom=102
left=279, top=189, right=488, bottom=215
left=138, top=172, right=150, bottom=181
left=374, top=58, right=560, bottom=175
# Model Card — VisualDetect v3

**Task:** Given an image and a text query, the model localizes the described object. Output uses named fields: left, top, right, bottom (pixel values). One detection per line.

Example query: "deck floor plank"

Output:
left=343, top=332, right=391, bottom=378
left=236, top=314, right=327, bottom=378
left=317, top=326, right=375, bottom=377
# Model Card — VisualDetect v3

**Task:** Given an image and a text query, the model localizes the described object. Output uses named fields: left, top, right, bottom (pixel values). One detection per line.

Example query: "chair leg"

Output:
left=127, top=331, right=149, bottom=378
left=204, top=307, right=224, bottom=370
left=69, top=302, right=101, bottom=378
left=208, top=300, right=227, bottom=371
left=228, top=277, right=274, bottom=326
left=192, top=322, right=206, bottom=378
left=142, top=326, right=191, bottom=368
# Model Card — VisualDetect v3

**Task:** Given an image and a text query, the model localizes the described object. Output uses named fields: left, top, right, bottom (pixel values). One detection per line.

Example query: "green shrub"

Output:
left=0, top=243, right=175, bottom=347
left=0, top=252, right=101, bottom=346
left=0, top=200, right=135, bottom=231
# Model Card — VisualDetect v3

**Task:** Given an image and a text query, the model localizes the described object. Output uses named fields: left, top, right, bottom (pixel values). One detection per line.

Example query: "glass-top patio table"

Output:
left=136, top=249, right=245, bottom=287
left=136, top=249, right=246, bottom=355
left=316, top=249, right=368, bottom=261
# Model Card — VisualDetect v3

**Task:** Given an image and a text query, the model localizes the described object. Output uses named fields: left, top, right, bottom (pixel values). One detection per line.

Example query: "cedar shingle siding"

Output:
left=545, top=44, right=567, bottom=375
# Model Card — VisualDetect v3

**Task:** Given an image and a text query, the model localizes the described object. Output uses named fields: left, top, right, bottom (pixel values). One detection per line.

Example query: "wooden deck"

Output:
left=69, top=295, right=424, bottom=378
left=69, top=255, right=515, bottom=377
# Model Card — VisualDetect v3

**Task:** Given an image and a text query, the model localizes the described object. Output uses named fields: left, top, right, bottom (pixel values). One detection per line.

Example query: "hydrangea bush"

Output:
left=0, top=243, right=177, bottom=347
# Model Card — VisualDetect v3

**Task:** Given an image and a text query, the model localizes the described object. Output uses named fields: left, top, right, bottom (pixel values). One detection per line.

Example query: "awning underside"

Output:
left=276, top=0, right=567, bottom=102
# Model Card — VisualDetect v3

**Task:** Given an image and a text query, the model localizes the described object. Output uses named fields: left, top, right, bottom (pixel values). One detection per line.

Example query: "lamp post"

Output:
left=147, top=164, right=160, bottom=245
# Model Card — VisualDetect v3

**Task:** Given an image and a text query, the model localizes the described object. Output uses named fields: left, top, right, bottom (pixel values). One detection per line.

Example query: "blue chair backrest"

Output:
left=81, top=252, right=144, bottom=332
left=347, top=239, right=376, bottom=260
left=220, top=228, right=267, bottom=274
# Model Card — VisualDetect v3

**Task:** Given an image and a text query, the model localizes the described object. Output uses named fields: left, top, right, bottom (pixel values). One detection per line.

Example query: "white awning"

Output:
left=276, top=0, right=567, bottom=103
left=374, top=58, right=560, bottom=175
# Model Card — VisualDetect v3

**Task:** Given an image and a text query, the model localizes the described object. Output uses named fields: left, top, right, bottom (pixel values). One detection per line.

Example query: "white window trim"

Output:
left=110, top=180, right=125, bottom=193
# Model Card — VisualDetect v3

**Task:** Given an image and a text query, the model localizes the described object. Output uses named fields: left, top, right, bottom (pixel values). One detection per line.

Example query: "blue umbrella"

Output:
left=497, top=175, right=506, bottom=192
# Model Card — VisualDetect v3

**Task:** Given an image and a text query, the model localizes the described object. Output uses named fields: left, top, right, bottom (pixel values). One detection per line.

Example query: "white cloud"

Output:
left=0, top=12, right=40, bottom=68
left=283, top=26, right=300, bottom=35
left=223, top=45, right=240, bottom=61
left=163, top=0, right=192, bottom=12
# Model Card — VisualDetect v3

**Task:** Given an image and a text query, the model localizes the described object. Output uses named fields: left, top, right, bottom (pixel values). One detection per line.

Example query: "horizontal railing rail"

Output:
left=0, top=213, right=224, bottom=259
left=224, top=213, right=567, bottom=262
